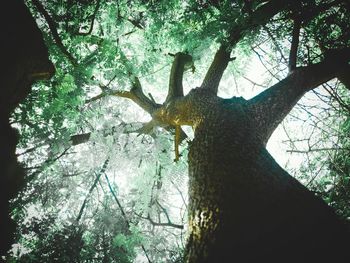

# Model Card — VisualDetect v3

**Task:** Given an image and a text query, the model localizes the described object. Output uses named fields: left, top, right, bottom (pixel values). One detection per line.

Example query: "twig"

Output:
left=77, top=0, right=102, bottom=36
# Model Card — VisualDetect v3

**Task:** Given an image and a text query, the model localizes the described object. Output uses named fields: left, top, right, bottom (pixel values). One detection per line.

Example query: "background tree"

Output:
left=6, top=0, right=350, bottom=262
left=0, top=0, right=54, bottom=256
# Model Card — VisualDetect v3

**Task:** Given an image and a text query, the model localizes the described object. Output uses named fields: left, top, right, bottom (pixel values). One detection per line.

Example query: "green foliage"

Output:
left=10, top=0, right=350, bottom=261
left=113, top=224, right=143, bottom=260
left=13, top=215, right=84, bottom=263
left=289, top=84, right=350, bottom=221
left=307, top=2, right=350, bottom=50
left=13, top=69, right=84, bottom=148
left=323, top=115, right=350, bottom=219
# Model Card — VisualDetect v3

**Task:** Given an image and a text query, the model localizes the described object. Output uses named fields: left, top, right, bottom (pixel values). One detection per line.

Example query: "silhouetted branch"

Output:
left=263, top=25, right=288, bottom=64
left=300, top=0, right=346, bottom=25
left=25, top=147, right=71, bottom=183
left=286, top=147, right=341, bottom=153
left=31, top=0, right=78, bottom=66
left=322, top=83, right=350, bottom=112
left=288, top=17, right=301, bottom=72
left=227, top=0, right=294, bottom=48
left=76, top=159, right=109, bottom=222
left=70, top=133, right=91, bottom=145
left=337, top=65, right=350, bottom=91
left=127, top=18, right=144, bottom=30
left=134, top=210, right=184, bottom=230
left=77, top=0, right=101, bottom=36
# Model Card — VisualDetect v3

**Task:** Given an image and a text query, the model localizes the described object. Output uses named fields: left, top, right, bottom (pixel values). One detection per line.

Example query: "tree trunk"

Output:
left=0, top=0, right=54, bottom=256
left=184, top=92, right=349, bottom=262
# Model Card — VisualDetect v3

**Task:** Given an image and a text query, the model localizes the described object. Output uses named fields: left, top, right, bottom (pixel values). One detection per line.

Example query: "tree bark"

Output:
left=249, top=48, right=350, bottom=145
left=183, top=91, right=349, bottom=262
left=144, top=36, right=350, bottom=262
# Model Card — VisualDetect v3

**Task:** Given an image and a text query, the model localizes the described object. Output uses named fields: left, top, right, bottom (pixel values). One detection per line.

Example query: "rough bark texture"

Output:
left=0, top=0, right=54, bottom=256
left=149, top=39, right=350, bottom=262
left=182, top=90, right=349, bottom=262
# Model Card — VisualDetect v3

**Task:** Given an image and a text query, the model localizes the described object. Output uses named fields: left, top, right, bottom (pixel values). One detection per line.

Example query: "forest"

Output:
left=1, top=0, right=350, bottom=262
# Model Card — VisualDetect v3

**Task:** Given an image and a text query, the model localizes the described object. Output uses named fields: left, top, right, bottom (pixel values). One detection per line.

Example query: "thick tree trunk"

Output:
left=183, top=92, right=349, bottom=262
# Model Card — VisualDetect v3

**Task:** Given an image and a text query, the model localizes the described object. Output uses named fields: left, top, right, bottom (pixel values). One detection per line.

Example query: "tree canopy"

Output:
left=7, top=0, right=350, bottom=262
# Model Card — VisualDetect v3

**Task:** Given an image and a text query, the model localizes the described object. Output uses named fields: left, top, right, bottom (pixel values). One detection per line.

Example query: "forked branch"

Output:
left=201, top=0, right=295, bottom=94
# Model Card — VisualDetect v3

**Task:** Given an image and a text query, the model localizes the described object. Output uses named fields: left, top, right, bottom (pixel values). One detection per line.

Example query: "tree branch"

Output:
left=299, top=0, right=346, bottom=25
left=117, top=51, right=160, bottom=114
left=288, top=17, right=301, bottom=72
left=86, top=75, right=160, bottom=115
left=201, top=0, right=294, bottom=94
left=227, top=0, right=294, bottom=48
left=70, top=132, right=91, bottom=145
left=31, top=0, right=78, bottom=66
left=200, top=45, right=232, bottom=94
left=248, top=47, right=350, bottom=145
left=76, top=159, right=109, bottom=222
left=263, top=25, right=288, bottom=64
left=76, top=0, right=101, bottom=36
left=135, top=211, right=184, bottom=230
left=25, top=147, right=71, bottom=183
left=286, top=147, right=341, bottom=154
left=128, top=77, right=160, bottom=114
left=165, top=52, right=194, bottom=103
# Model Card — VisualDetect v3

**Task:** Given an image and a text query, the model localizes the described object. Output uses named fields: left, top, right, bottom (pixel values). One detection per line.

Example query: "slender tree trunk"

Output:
left=184, top=93, right=349, bottom=262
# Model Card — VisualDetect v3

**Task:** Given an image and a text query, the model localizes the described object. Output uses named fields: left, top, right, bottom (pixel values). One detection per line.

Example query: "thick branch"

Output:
left=31, top=0, right=78, bottom=66
left=165, top=52, right=193, bottom=103
left=248, top=47, right=350, bottom=145
left=70, top=133, right=91, bottom=145
left=200, top=45, right=232, bottom=93
left=86, top=79, right=159, bottom=114
left=228, top=0, right=294, bottom=48
left=201, top=0, right=294, bottom=94
left=288, top=17, right=301, bottom=72
left=86, top=83, right=188, bottom=148
left=129, top=77, right=160, bottom=114
left=116, top=50, right=160, bottom=114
